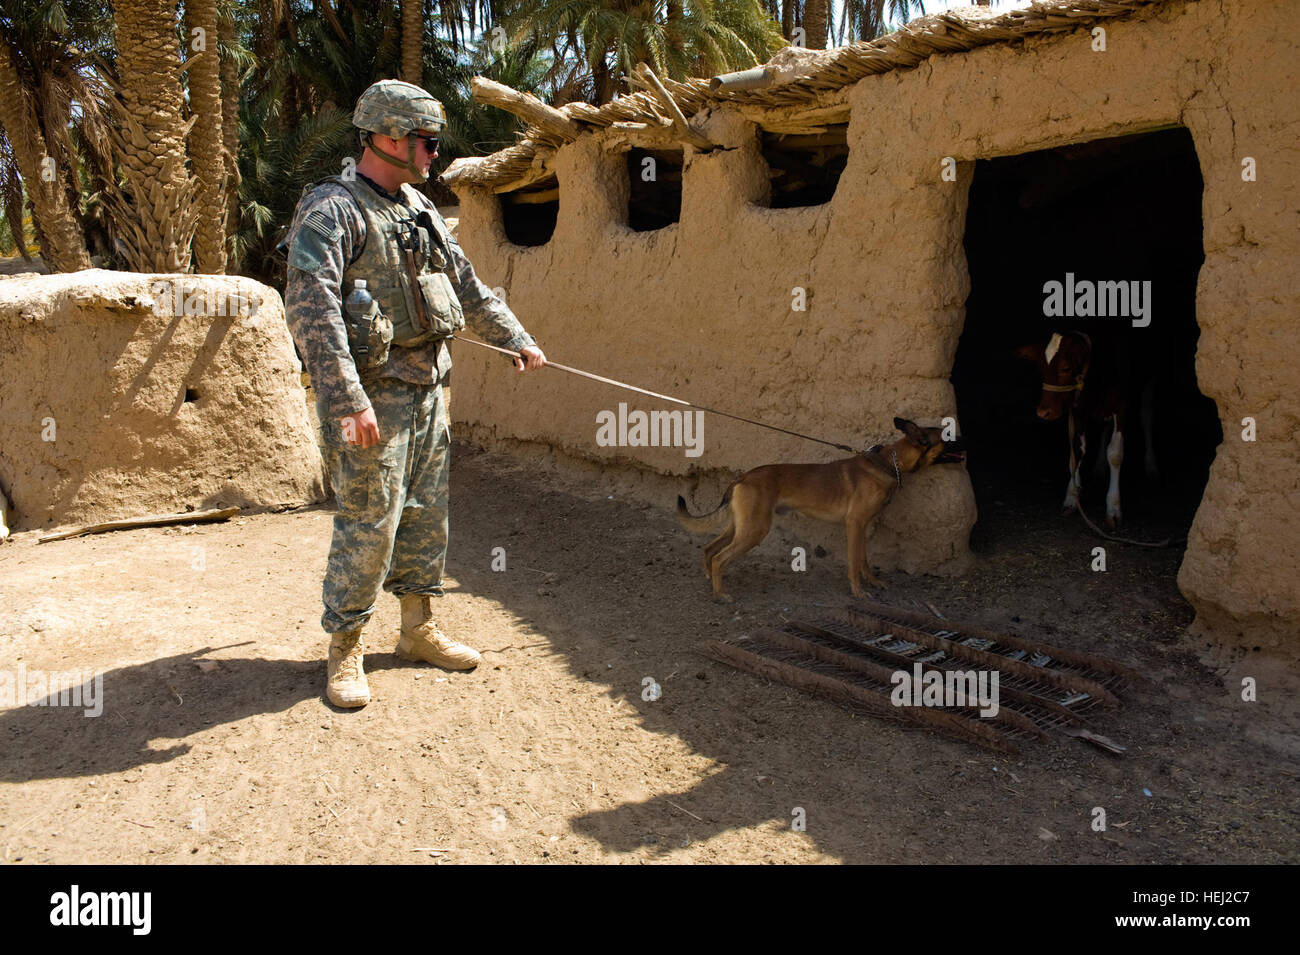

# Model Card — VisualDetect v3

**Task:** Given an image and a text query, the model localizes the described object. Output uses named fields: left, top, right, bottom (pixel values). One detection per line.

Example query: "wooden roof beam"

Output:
left=470, top=76, right=583, bottom=143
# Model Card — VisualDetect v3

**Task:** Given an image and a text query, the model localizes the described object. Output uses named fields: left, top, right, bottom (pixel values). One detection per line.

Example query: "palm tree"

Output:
left=219, top=1, right=244, bottom=246
left=187, top=0, right=227, bottom=273
left=0, top=0, right=107, bottom=271
left=503, top=0, right=784, bottom=104
left=804, top=0, right=826, bottom=48
left=402, top=0, right=423, bottom=83
left=0, top=40, right=90, bottom=271
left=107, top=0, right=196, bottom=272
left=437, top=39, right=554, bottom=160
left=845, top=0, right=928, bottom=43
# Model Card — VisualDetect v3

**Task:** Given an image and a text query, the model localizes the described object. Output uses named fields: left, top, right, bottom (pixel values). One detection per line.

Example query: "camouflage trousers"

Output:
left=319, top=377, right=450, bottom=634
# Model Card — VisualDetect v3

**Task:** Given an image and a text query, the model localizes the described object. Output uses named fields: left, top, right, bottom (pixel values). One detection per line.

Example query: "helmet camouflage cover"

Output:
left=353, top=79, right=446, bottom=138
left=353, top=79, right=446, bottom=182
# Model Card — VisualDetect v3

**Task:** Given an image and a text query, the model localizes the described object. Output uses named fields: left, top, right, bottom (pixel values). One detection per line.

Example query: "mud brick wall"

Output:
left=448, top=0, right=1300, bottom=655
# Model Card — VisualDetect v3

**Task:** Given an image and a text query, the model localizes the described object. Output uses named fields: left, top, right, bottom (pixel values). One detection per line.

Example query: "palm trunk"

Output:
left=219, top=8, right=241, bottom=250
left=804, top=0, right=828, bottom=49
left=402, top=0, right=423, bottom=85
left=110, top=0, right=195, bottom=273
left=186, top=0, right=227, bottom=273
left=593, top=54, right=614, bottom=105
left=782, top=0, right=793, bottom=41
left=0, top=39, right=90, bottom=272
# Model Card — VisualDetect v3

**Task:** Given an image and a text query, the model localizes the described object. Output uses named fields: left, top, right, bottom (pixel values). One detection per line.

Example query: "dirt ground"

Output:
left=1, top=438, right=1297, bottom=865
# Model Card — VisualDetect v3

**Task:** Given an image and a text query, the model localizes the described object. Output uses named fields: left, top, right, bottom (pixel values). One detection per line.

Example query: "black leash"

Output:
left=451, top=335, right=860, bottom=454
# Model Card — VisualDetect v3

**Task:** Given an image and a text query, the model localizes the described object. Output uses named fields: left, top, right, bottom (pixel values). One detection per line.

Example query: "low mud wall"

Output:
left=0, top=270, right=324, bottom=532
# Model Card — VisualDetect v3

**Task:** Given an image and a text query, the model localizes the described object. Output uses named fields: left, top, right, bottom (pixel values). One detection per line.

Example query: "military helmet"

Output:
left=353, top=79, right=446, bottom=183
left=353, top=79, right=446, bottom=139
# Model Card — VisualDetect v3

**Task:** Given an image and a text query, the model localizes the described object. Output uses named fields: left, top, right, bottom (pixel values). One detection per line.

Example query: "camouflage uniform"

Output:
left=284, top=174, right=534, bottom=634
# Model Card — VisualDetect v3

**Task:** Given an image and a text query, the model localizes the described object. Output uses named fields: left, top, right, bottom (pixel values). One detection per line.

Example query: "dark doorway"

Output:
left=952, top=127, right=1221, bottom=548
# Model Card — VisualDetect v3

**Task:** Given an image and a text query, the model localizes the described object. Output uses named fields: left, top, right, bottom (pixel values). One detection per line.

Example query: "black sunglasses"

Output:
left=414, top=133, right=440, bottom=152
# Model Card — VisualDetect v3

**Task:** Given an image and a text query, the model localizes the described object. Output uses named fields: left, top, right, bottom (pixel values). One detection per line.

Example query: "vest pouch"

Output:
left=389, top=301, right=435, bottom=348
left=416, top=271, right=466, bottom=338
left=346, top=301, right=393, bottom=370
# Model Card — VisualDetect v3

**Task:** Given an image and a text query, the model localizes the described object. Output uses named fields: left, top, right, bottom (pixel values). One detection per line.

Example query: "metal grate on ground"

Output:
left=704, top=599, right=1140, bottom=754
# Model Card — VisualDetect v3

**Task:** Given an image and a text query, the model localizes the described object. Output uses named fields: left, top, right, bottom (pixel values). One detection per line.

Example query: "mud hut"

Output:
left=439, top=0, right=1298, bottom=656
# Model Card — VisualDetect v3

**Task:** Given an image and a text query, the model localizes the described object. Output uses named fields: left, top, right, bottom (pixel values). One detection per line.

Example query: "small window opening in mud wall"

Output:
left=952, top=127, right=1220, bottom=551
left=760, top=124, right=848, bottom=208
left=499, top=174, right=558, bottom=246
left=626, top=147, right=682, bottom=231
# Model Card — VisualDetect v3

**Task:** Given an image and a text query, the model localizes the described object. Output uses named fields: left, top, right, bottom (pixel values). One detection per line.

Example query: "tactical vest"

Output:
left=323, top=175, right=465, bottom=353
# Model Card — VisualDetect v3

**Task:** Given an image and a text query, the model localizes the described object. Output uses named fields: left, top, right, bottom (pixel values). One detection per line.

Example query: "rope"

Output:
left=457, top=336, right=1175, bottom=543
left=451, top=335, right=861, bottom=453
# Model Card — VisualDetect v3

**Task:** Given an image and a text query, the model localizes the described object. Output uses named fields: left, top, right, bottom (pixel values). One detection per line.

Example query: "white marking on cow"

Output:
left=1044, top=332, right=1063, bottom=366
left=1063, top=473, right=1081, bottom=511
left=1106, top=415, right=1124, bottom=524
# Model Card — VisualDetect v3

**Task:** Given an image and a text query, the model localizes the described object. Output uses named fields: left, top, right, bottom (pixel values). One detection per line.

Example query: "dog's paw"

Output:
left=1104, top=513, right=1122, bottom=531
left=1060, top=505, right=1078, bottom=518
left=712, top=592, right=735, bottom=605
left=860, top=570, right=887, bottom=589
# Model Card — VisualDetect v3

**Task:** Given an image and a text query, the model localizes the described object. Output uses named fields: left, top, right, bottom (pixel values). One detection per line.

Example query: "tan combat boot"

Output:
left=326, top=629, right=370, bottom=707
left=397, top=595, right=481, bottom=670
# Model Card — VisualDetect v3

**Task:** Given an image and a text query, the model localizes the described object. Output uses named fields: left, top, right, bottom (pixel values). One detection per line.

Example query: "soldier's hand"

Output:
left=515, top=345, right=546, bottom=373
left=340, top=407, right=380, bottom=447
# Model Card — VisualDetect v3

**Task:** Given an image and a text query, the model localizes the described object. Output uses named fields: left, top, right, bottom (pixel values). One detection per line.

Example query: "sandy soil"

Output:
left=1, top=442, right=1296, bottom=865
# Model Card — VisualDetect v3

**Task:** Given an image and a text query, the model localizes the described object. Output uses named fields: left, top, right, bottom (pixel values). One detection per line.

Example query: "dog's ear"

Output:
left=1014, top=343, right=1044, bottom=364
left=895, top=418, right=928, bottom=444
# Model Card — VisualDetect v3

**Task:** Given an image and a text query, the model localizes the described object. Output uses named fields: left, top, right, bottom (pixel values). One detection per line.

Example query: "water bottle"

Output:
left=344, top=279, right=374, bottom=325
left=342, top=279, right=391, bottom=367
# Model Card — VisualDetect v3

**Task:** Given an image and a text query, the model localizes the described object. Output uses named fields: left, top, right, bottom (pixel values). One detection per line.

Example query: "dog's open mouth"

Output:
left=937, top=448, right=967, bottom=464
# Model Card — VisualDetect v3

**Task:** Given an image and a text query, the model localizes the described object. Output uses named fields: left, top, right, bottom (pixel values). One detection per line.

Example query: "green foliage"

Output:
left=230, top=1, right=557, bottom=281
left=233, top=102, right=356, bottom=284
left=4, top=0, right=934, bottom=279
left=501, top=0, right=784, bottom=100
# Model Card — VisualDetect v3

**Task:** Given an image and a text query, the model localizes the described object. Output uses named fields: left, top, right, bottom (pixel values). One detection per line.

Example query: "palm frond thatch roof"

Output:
left=444, top=0, right=1168, bottom=193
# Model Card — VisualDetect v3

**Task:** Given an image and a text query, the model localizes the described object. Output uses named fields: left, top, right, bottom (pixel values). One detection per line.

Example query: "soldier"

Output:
left=282, top=79, right=546, bottom=708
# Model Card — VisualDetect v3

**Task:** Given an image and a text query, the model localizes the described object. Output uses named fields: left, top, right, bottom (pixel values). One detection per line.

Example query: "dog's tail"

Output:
left=676, top=490, right=732, bottom=534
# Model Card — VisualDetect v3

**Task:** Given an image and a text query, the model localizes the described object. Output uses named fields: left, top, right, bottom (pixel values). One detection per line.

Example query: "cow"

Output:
left=1015, top=330, right=1157, bottom=529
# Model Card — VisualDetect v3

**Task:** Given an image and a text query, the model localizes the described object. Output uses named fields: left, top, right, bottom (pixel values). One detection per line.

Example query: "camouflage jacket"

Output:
left=283, top=174, right=535, bottom=421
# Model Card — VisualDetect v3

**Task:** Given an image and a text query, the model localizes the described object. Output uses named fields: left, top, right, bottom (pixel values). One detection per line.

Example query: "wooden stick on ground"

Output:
left=38, top=506, right=241, bottom=543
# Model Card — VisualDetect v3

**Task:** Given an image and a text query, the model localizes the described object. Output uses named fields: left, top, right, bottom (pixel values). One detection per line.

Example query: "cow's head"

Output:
left=1014, top=332, right=1091, bottom=422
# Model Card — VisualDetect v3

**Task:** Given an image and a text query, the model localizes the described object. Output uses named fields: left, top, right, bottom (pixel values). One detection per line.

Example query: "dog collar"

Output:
left=861, top=445, right=902, bottom=490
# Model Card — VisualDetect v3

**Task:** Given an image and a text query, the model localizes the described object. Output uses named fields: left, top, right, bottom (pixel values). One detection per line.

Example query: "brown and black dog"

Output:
left=676, top=418, right=966, bottom=600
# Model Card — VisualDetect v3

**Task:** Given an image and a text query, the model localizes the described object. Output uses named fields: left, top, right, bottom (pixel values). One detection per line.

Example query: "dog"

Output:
left=676, top=418, right=966, bottom=600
